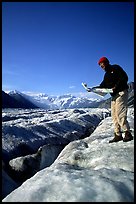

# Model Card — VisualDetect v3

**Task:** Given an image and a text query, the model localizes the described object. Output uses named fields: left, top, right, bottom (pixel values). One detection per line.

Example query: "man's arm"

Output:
left=113, top=65, right=128, bottom=90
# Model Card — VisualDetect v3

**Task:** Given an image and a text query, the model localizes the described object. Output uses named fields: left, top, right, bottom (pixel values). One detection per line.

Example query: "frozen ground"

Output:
left=2, top=107, right=134, bottom=202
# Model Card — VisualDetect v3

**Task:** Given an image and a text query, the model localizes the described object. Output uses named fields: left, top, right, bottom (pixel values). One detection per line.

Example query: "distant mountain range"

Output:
left=2, top=91, right=38, bottom=109
left=2, top=82, right=134, bottom=109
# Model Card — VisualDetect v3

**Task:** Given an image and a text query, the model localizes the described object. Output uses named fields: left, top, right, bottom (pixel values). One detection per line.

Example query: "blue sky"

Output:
left=2, top=2, right=134, bottom=96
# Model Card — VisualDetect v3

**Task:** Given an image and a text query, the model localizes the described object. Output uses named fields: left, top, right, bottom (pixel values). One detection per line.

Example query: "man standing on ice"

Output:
left=97, top=57, right=133, bottom=143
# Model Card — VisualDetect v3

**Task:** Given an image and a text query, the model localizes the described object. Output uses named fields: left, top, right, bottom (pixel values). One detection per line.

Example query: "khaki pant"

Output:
left=111, top=90, right=130, bottom=135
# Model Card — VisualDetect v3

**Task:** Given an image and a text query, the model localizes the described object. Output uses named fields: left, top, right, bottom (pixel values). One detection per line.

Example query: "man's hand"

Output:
left=87, top=88, right=92, bottom=92
left=112, top=86, right=117, bottom=93
left=112, top=86, right=116, bottom=90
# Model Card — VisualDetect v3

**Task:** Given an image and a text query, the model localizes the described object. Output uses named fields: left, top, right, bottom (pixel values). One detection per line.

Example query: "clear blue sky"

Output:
left=2, top=2, right=134, bottom=96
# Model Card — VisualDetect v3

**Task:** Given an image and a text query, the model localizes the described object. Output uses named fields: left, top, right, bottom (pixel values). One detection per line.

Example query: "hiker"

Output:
left=97, top=57, right=133, bottom=143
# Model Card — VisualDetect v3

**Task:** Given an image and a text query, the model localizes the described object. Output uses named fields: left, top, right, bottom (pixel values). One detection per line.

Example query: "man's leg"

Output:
left=109, top=97, right=123, bottom=143
left=116, top=90, right=130, bottom=131
left=116, top=90, right=133, bottom=142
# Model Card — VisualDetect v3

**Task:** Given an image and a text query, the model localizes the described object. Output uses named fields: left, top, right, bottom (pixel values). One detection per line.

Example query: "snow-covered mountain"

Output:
left=5, top=90, right=102, bottom=109
left=2, top=90, right=38, bottom=109
left=53, top=94, right=101, bottom=109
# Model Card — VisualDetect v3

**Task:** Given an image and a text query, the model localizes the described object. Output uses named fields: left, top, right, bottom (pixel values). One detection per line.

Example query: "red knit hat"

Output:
left=98, top=57, right=109, bottom=65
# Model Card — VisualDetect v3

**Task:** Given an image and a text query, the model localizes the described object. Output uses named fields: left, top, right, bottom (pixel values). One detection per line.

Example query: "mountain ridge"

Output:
left=2, top=82, right=134, bottom=109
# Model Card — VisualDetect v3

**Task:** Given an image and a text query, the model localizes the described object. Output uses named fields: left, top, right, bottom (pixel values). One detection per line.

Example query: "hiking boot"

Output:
left=123, top=131, right=133, bottom=142
left=109, top=133, right=123, bottom=143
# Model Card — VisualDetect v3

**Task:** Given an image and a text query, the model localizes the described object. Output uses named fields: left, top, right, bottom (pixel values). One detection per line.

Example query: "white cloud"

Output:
left=69, top=85, right=76, bottom=89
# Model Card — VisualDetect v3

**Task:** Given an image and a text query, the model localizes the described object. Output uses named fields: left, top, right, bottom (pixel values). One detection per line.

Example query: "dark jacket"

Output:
left=99, top=64, right=129, bottom=97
